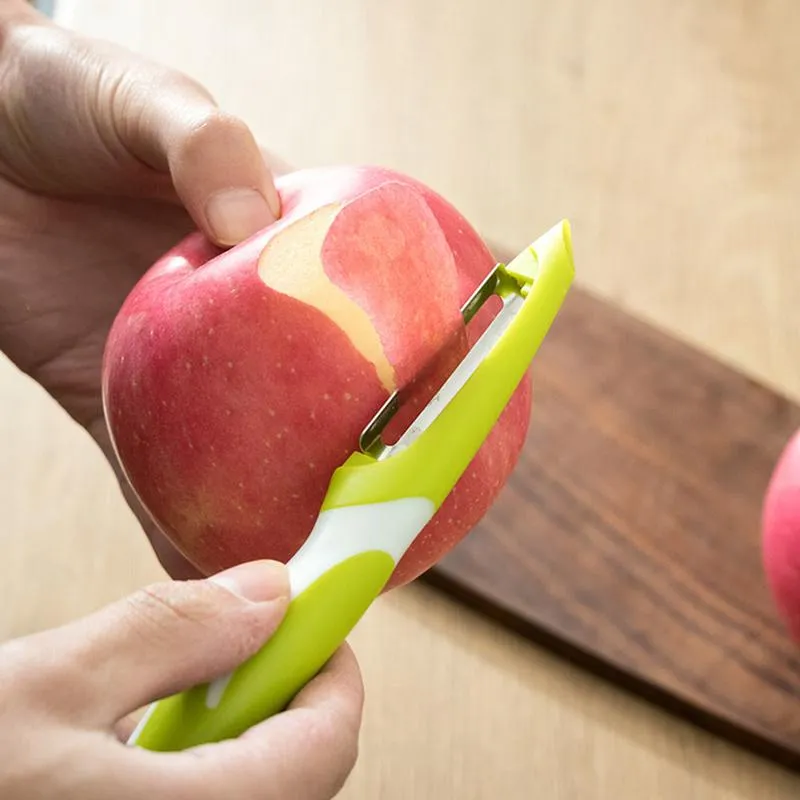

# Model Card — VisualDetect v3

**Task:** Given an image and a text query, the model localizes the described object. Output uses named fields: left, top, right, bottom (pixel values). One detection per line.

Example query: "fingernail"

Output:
left=205, top=188, right=275, bottom=246
left=209, top=560, right=290, bottom=603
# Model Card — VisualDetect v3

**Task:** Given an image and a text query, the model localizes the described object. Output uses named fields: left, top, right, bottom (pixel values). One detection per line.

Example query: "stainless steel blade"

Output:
left=358, top=262, right=526, bottom=460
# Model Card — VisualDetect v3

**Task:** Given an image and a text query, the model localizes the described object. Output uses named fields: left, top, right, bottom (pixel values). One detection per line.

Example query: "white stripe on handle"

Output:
left=286, top=496, right=436, bottom=596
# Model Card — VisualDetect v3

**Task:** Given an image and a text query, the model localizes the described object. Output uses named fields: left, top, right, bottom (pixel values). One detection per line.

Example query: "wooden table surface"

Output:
left=4, top=0, right=800, bottom=796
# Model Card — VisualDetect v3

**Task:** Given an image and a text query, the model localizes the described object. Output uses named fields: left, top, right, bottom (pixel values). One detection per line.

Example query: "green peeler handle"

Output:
left=129, top=495, right=436, bottom=751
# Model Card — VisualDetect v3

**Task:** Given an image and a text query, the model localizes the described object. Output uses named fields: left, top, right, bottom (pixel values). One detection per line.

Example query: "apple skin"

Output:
left=763, top=427, right=800, bottom=639
left=102, top=165, right=532, bottom=589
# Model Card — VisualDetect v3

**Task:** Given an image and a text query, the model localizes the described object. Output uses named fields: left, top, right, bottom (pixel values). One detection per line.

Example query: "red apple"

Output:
left=763, top=427, right=800, bottom=639
left=102, top=165, right=532, bottom=589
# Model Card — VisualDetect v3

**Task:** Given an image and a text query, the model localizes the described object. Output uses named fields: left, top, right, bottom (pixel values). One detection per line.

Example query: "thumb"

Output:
left=35, top=560, right=290, bottom=727
left=0, top=18, right=282, bottom=246
left=114, top=73, right=283, bottom=247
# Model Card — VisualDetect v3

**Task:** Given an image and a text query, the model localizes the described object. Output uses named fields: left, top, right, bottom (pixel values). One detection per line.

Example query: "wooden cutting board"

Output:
left=423, top=276, right=800, bottom=771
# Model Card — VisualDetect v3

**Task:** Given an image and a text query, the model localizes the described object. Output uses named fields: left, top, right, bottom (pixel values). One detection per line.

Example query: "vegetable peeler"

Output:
left=128, top=218, right=575, bottom=751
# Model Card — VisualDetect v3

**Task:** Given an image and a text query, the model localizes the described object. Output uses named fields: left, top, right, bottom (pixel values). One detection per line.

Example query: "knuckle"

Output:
left=174, top=107, right=253, bottom=161
left=193, top=107, right=249, bottom=138
left=124, top=581, right=222, bottom=641
left=123, top=581, right=269, bottom=663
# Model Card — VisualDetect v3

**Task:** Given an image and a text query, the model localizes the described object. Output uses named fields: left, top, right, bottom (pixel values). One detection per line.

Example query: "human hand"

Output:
left=0, top=2, right=289, bottom=577
left=0, top=560, right=363, bottom=799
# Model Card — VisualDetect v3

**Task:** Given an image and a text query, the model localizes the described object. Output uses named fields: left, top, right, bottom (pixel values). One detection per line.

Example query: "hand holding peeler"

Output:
left=128, top=219, right=575, bottom=751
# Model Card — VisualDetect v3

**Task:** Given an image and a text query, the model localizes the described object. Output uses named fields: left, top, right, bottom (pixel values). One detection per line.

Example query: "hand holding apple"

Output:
left=102, top=165, right=533, bottom=588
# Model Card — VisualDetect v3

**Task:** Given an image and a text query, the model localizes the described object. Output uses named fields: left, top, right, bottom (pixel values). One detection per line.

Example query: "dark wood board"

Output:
left=422, top=277, right=800, bottom=771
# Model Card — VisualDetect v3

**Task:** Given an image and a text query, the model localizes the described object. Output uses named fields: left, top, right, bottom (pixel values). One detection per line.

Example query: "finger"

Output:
left=129, top=644, right=364, bottom=800
left=114, top=70, right=281, bottom=246
left=0, top=23, right=283, bottom=246
left=18, top=561, right=290, bottom=726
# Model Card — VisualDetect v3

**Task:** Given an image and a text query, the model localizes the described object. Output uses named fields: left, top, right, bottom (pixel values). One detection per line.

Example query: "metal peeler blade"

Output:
left=359, top=260, right=528, bottom=460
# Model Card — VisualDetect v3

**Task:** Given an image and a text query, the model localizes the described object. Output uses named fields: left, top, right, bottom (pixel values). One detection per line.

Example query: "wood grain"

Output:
left=426, top=280, right=800, bottom=768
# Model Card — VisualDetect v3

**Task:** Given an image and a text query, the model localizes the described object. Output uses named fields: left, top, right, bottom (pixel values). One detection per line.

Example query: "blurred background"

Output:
left=5, top=1, right=800, bottom=797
